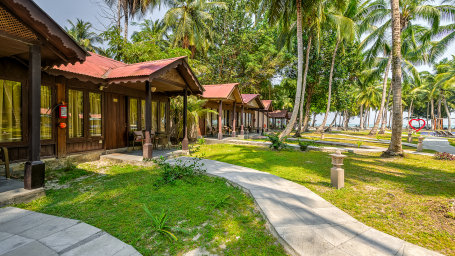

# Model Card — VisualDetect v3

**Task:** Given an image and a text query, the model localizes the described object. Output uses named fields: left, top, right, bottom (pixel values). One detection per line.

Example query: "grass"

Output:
left=193, top=144, right=455, bottom=255
left=16, top=162, right=287, bottom=256
left=449, top=138, right=455, bottom=147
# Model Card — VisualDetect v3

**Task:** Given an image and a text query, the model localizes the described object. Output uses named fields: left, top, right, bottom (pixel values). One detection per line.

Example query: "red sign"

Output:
left=59, top=105, right=68, bottom=119
left=409, top=119, right=426, bottom=132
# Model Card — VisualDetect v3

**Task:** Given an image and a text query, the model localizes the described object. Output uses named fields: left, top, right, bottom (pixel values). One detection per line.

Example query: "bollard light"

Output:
left=330, top=150, right=347, bottom=189
left=417, top=136, right=424, bottom=152
left=407, top=132, right=413, bottom=143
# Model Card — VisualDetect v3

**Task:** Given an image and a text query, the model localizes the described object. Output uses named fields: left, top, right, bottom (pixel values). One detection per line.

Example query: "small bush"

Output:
left=143, top=206, right=177, bottom=241
left=266, top=133, right=287, bottom=150
left=356, top=141, right=364, bottom=148
left=197, top=137, right=206, bottom=145
left=154, top=156, right=206, bottom=186
left=298, top=140, right=317, bottom=151
left=434, top=152, right=455, bottom=161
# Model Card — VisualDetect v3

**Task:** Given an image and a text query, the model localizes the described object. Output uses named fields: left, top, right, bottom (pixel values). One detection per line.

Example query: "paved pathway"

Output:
left=169, top=157, right=442, bottom=256
left=0, top=207, right=140, bottom=256
left=423, top=137, right=455, bottom=154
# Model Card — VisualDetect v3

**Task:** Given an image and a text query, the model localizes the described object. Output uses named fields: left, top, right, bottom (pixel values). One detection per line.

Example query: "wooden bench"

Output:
left=0, top=147, right=10, bottom=179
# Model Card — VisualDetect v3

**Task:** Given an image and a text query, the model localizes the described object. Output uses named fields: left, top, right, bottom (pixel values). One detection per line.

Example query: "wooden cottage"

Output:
left=0, top=0, right=202, bottom=189
left=269, top=110, right=290, bottom=129
left=261, top=100, right=273, bottom=132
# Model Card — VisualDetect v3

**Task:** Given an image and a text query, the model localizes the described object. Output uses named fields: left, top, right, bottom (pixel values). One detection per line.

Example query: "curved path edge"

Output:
left=0, top=207, right=141, bottom=256
left=170, top=157, right=443, bottom=256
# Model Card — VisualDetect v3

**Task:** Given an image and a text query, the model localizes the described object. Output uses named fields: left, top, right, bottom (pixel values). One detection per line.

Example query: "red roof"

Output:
left=202, top=83, right=239, bottom=99
left=269, top=110, right=289, bottom=118
left=53, top=52, right=186, bottom=79
left=241, top=94, right=259, bottom=104
left=261, top=100, right=272, bottom=110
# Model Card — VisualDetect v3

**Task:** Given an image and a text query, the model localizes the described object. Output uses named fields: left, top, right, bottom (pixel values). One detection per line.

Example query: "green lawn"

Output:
left=193, top=144, right=455, bottom=255
left=17, top=162, right=286, bottom=256
left=449, top=138, right=455, bottom=147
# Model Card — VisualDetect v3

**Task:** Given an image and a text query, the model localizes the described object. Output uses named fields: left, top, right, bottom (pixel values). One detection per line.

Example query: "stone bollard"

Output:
left=321, top=132, right=325, bottom=140
left=417, top=136, right=424, bottom=152
left=330, top=150, right=347, bottom=189
left=407, top=132, right=413, bottom=143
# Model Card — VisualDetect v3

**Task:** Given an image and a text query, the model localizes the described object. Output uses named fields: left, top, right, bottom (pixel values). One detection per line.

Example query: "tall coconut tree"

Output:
left=163, top=0, right=226, bottom=57
left=65, top=19, right=102, bottom=52
left=316, top=0, right=357, bottom=132
left=434, top=58, right=455, bottom=132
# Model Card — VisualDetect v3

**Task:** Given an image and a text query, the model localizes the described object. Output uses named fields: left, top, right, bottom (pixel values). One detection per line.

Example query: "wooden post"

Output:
left=56, top=78, right=66, bottom=158
left=218, top=101, right=223, bottom=140
left=182, top=88, right=189, bottom=150
left=24, top=44, right=45, bottom=190
left=261, top=111, right=264, bottom=135
left=256, top=111, right=260, bottom=133
left=232, top=103, right=236, bottom=137
left=240, top=105, right=244, bottom=135
left=143, top=81, right=153, bottom=159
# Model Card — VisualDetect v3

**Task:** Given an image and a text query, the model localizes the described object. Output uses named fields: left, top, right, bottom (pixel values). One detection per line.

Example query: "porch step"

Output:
left=0, top=178, right=45, bottom=207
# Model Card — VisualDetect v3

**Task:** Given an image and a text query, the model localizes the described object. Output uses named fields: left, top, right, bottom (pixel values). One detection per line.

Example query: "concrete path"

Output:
left=170, top=157, right=442, bottom=256
left=0, top=207, right=140, bottom=256
left=423, top=137, right=455, bottom=154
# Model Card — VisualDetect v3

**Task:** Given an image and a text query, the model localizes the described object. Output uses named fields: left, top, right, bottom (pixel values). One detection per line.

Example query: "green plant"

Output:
left=376, top=135, right=382, bottom=141
left=298, top=141, right=316, bottom=151
left=143, top=206, right=177, bottom=241
left=210, top=195, right=231, bottom=211
left=356, top=141, right=364, bottom=148
left=266, top=133, right=287, bottom=150
left=198, top=137, right=206, bottom=145
left=154, top=156, right=206, bottom=186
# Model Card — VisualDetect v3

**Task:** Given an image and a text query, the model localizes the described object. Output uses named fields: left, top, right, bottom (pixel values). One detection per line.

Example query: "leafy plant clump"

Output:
left=298, top=140, right=317, bottom=151
left=198, top=137, right=206, bottom=145
left=266, top=133, right=287, bottom=150
left=434, top=152, right=455, bottom=161
left=154, top=156, right=206, bottom=186
left=143, top=206, right=178, bottom=241
left=356, top=141, right=364, bottom=148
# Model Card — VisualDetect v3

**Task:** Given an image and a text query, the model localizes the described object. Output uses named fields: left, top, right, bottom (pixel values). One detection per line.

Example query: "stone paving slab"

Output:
left=423, top=137, right=455, bottom=154
left=0, top=207, right=141, bottom=256
left=168, top=157, right=443, bottom=256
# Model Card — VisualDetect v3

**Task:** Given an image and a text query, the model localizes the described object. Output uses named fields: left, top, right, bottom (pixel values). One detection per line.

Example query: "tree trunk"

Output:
left=117, top=0, right=122, bottom=31
left=370, top=56, right=392, bottom=135
left=279, top=0, right=305, bottom=139
left=360, top=104, right=364, bottom=130
left=379, top=85, right=392, bottom=134
left=344, top=111, right=350, bottom=130
left=123, top=7, right=128, bottom=42
left=430, top=98, right=435, bottom=129
left=328, top=112, right=338, bottom=130
left=311, top=112, right=317, bottom=127
left=302, top=83, right=314, bottom=132
left=317, top=38, right=340, bottom=132
left=438, top=93, right=442, bottom=119
left=407, top=98, right=414, bottom=131
left=384, top=0, right=404, bottom=156
left=443, top=94, right=452, bottom=132
left=426, top=102, right=429, bottom=129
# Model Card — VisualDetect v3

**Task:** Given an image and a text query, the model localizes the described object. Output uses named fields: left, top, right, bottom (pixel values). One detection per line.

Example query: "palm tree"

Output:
left=163, top=0, right=226, bottom=57
left=434, top=58, right=455, bottom=132
left=65, top=19, right=102, bottom=52
left=104, top=0, right=160, bottom=41
left=384, top=0, right=404, bottom=156
left=316, top=0, right=357, bottom=132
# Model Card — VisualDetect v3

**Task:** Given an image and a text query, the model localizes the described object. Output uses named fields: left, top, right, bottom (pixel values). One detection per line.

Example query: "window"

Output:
left=89, top=92, right=102, bottom=136
left=40, top=85, right=52, bottom=140
left=152, top=101, right=157, bottom=132
left=68, top=89, right=84, bottom=138
left=129, top=98, right=138, bottom=131
left=0, top=79, right=21, bottom=142
left=159, top=101, right=166, bottom=132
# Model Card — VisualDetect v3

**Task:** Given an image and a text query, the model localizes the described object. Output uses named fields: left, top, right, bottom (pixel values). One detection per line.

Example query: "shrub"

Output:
left=356, top=141, right=364, bottom=148
left=434, top=152, right=455, bottom=161
left=298, top=140, right=317, bottom=151
left=154, top=156, right=206, bottom=186
left=197, top=137, right=206, bottom=145
left=143, top=206, right=177, bottom=241
left=266, top=133, right=287, bottom=150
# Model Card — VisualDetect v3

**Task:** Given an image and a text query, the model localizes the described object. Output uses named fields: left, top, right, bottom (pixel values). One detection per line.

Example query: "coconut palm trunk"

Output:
left=384, top=0, right=404, bottom=156
left=359, top=104, right=364, bottom=129
left=317, top=38, right=341, bottom=132
left=123, top=7, right=129, bottom=41
left=379, top=86, right=392, bottom=134
left=370, top=56, right=392, bottom=135
left=407, top=98, right=414, bottom=131
left=302, top=83, right=314, bottom=132
left=279, top=0, right=307, bottom=139
left=117, top=0, right=122, bottom=30
left=443, top=94, right=452, bottom=132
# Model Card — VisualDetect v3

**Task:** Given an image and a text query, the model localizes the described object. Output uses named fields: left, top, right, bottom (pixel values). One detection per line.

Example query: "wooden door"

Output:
left=105, top=93, right=127, bottom=149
